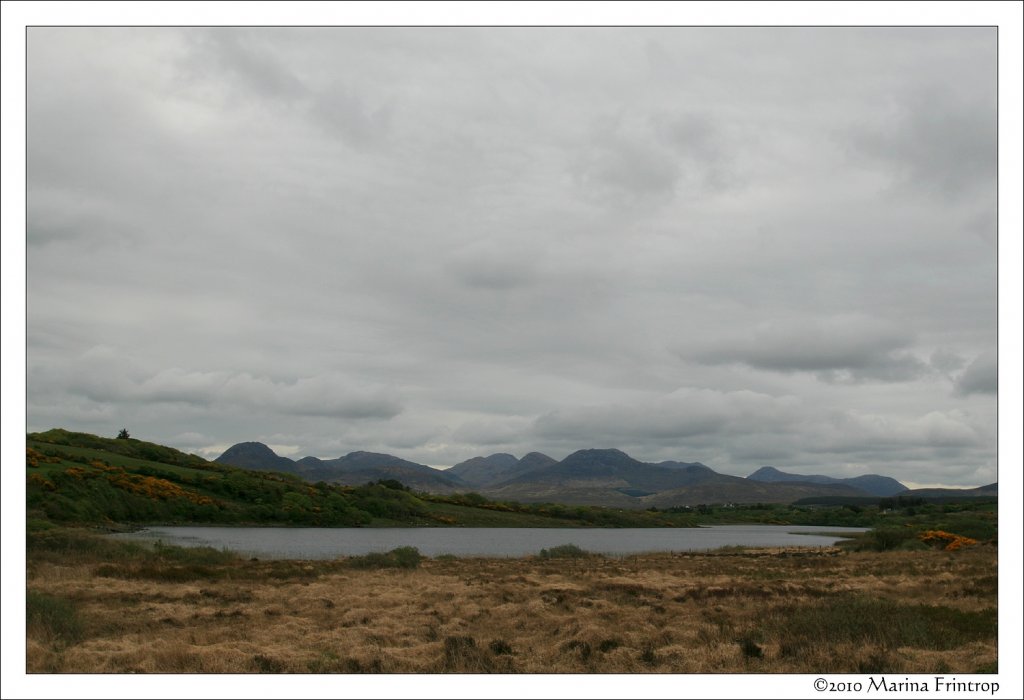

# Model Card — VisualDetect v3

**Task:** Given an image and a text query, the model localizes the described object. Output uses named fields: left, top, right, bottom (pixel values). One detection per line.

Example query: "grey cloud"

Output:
left=690, top=315, right=928, bottom=382
left=33, top=349, right=402, bottom=421
left=452, top=416, right=533, bottom=447
left=848, top=88, right=996, bottom=200
left=571, top=111, right=733, bottom=205
left=308, top=82, right=394, bottom=146
left=573, top=124, right=679, bottom=202
left=445, top=240, right=539, bottom=291
left=954, top=352, right=997, bottom=396
left=929, top=348, right=966, bottom=376
left=221, top=373, right=403, bottom=420
left=652, top=112, right=733, bottom=190
left=185, top=29, right=307, bottom=100
left=811, top=409, right=987, bottom=454
left=533, top=388, right=802, bottom=445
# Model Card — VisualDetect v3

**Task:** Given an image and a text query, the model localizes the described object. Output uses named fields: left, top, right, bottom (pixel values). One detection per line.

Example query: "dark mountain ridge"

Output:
left=898, top=483, right=997, bottom=500
left=445, top=451, right=561, bottom=488
left=503, top=448, right=748, bottom=492
left=216, top=441, right=985, bottom=508
left=447, top=453, right=526, bottom=487
left=215, top=442, right=466, bottom=493
left=485, top=448, right=875, bottom=507
left=747, top=465, right=908, bottom=497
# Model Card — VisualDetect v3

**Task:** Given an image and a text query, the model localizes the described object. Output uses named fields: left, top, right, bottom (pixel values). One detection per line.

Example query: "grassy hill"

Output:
left=25, top=430, right=698, bottom=528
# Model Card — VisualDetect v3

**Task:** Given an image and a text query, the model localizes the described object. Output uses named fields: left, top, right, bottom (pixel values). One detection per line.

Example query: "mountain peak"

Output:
left=748, top=466, right=784, bottom=478
left=216, top=442, right=295, bottom=471
left=563, top=447, right=632, bottom=461
left=448, top=453, right=526, bottom=488
left=558, top=448, right=646, bottom=472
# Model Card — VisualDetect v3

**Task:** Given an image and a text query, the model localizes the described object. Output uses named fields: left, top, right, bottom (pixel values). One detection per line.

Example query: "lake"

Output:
left=111, top=525, right=868, bottom=559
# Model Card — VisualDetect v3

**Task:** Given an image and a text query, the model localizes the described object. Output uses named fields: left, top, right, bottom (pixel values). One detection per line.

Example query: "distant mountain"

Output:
left=506, top=449, right=744, bottom=491
left=642, top=480, right=874, bottom=508
left=481, top=448, right=880, bottom=507
left=487, top=448, right=764, bottom=505
left=216, top=442, right=947, bottom=508
left=518, top=452, right=558, bottom=471
left=295, top=455, right=326, bottom=471
left=747, top=466, right=907, bottom=497
left=216, top=442, right=466, bottom=493
left=325, top=465, right=468, bottom=493
left=898, top=483, right=998, bottom=500
left=321, top=451, right=439, bottom=474
left=446, top=451, right=560, bottom=488
left=216, top=442, right=297, bottom=473
left=655, top=460, right=712, bottom=471
left=447, top=453, right=521, bottom=486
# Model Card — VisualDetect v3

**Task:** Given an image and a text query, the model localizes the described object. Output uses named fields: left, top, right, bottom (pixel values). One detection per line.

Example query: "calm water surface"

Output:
left=112, top=525, right=867, bottom=559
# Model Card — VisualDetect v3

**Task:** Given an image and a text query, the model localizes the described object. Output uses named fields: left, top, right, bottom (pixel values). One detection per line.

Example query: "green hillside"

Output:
left=26, top=430, right=697, bottom=528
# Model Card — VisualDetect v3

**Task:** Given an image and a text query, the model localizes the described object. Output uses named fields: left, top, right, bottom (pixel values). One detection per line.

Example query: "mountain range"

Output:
left=215, top=442, right=465, bottom=493
left=747, top=465, right=908, bottom=497
left=215, top=442, right=993, bottom=508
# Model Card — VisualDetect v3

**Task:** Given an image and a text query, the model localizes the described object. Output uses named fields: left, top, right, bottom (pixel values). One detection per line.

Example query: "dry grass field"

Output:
left=26, top=535, right=997, bottom=674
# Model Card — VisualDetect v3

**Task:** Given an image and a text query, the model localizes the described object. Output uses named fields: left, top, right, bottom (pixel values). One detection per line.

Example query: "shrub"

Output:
left=348, top=546, right=422, bottom=570
left=489, top=639, right=513, bottom=655
left=442, top=635, right=493, bottom=671
left=842, top=527, right=916, bottom=552
left=538, top=543, right=590, bottom=559
left=918, top=530, right=979, bottom=551
left=153, top=541, right=238, bottom=566
left=26, top=518, right=56, bottom=532
left=391, top=546, right=423, bottom=568
left=858, top=649, right=900, bottom=673
left=562, top=639, right=592, bottom=661
left=739, top=636, right=764, bottom=659
left=252, top=654, right=287, bottom=673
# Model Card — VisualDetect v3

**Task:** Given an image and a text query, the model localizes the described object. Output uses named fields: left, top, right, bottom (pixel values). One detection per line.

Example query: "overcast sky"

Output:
left=25, top=26, right=1000, bottom=487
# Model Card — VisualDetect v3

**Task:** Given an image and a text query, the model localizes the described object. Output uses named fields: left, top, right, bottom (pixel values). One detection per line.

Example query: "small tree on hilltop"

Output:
left=117, top=428, right=130, bottom=440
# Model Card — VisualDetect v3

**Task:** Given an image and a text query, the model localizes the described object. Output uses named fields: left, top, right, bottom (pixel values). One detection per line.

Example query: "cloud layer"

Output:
left=25, top=27, right=998, bottom=486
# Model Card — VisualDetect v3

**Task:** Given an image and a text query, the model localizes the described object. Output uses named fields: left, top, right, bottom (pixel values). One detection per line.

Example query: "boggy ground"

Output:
left=26, top=541, right=997, bottom=674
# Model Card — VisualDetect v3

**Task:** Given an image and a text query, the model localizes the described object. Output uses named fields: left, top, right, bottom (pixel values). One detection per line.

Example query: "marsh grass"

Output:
left=770, top=598, right=996, bottom=655
left=26, top=591, right=84, bottom=648
left=25, top=529, right=998, bottom=674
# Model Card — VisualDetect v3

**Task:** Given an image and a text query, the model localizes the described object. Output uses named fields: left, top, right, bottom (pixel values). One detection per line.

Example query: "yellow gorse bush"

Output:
left=104, top=470, right=216, bottom=505
left=918, top=530, right=978, bottom=551
left=26, top=447, right=61, bottom=468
